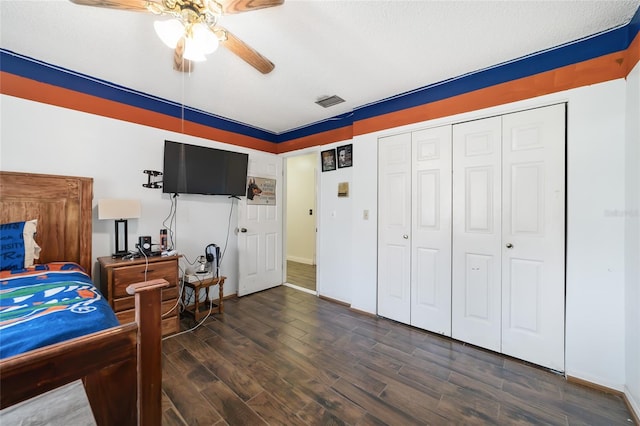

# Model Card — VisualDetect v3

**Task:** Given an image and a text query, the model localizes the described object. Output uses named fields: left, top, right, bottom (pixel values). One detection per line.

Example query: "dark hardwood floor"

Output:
left=286, top=260, right=316, bottom=291
left=162, top=286, right=633, bottom=425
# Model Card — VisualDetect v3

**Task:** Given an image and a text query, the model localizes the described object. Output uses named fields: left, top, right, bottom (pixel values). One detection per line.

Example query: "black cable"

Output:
left=162, top=194, right=178, bottom=250
left=220, top=197, right=235, bottom=263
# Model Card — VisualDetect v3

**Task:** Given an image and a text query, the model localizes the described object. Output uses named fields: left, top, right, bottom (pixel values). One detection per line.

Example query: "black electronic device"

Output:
left=162, top=140, right=249, bottom=196
left=205, top=243, right=220, bottom=277
left=138, top=236, right=152, bottom=255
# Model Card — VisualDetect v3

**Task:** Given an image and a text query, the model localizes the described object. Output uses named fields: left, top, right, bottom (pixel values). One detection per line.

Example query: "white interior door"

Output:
left=378, top=133, right=412, bottom=324
left=411, top=126, right=452, bottom=335
left=452, top=116, right=503, bottom=353
left=238, top=154, right=283, bottom=296
left=501, top=104, right=566, bottom=371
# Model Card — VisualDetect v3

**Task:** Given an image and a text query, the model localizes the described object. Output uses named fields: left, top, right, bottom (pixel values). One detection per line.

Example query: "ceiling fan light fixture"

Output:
left=183, top=38, right=208, bottom=62
left=154, top=19, right=184, bottom=49
left=191, top=23, right=219, bottom=54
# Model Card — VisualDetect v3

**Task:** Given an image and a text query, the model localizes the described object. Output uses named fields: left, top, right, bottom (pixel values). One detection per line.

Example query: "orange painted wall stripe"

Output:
left=277, top=35, right=639, bottom=153
left=275, top=125, right=353, bottom=154
left=353, top=49, right=631, bottom=137
left=2, top=29, right=638, bottom=155
left=0, top=72, right=278, bottom=153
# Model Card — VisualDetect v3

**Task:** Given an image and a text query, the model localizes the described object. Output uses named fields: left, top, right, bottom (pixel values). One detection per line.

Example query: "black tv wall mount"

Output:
left=143, top=170, right=163, bottom=189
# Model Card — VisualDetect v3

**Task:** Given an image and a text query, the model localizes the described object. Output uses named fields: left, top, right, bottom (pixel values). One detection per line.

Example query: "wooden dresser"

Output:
left=98, top=255, right=181, bottom=337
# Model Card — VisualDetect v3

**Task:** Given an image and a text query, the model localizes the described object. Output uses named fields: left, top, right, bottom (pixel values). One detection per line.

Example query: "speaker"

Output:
left=138, top=236, right=152, bottom=254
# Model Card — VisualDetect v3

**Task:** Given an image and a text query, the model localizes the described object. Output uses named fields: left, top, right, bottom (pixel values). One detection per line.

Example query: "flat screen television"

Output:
left=162, top=140, right=249, bottom=196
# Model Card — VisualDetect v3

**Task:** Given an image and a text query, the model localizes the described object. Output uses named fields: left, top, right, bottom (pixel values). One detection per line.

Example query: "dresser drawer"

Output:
left=116, top=311, right=179, bottom=336
left=115, top=298, right=178, bottom=324
left=113, top=286, right=178, bottom=312
left=112, top=261, right=177, bottom=298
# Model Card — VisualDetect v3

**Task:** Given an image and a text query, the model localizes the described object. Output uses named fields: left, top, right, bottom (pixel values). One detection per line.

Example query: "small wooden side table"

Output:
left=182, top=273, right=226, bottom=321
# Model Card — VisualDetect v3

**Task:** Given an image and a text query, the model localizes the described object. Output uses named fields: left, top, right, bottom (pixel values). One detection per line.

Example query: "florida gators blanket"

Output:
left=0, top=262, right=119, bottom=359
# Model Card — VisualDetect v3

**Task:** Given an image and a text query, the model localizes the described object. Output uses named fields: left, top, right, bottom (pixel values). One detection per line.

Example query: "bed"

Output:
left=0, top=171, right=164, bottom=425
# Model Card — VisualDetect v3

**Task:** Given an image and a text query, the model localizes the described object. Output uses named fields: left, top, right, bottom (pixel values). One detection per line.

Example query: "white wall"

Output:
left=342, top=79, right=628, bottom=390
left=625, top=60, right=640, bottom=415
left=0, top=95, right=277, bottom=296
left=316, top=141, right=353, bottom=303
left=285, top=153, right=316, bottom=264
left=565, top=81, right=626, bottom=390
left=1, top=77, right=633, bottom=395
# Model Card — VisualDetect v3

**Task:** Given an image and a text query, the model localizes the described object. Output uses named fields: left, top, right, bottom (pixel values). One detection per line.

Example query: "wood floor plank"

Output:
left=286, top=260, right=316, bottom=291
left=377, top=377, right=448, bottom=421
left=246, top=360, right=316, bottom=413
left=283, top=375, right=367, bottom=424
left=436, top=393, right=500, bottom=425
left=247, top=390, right=304, bottom=426
left=200, top=349, right=265, bottom=402
left=331, top=377, right=426, bottom=425
left=161, top=406, right=187, bottom=426
left=311, top=352, right=388, bottom=396
left=163, top=286, right=634, bottom=425
left=297, top=400, right=347, bottom=426
left=162, top=386, right=188, bottom=426
left=162, top=357, right=223, bottom=424
left=201, top=380, right=268, bottom=425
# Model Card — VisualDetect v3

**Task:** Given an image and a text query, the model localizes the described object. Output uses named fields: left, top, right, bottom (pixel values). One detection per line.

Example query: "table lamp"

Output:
left=98, top=199, right=141, bottom=257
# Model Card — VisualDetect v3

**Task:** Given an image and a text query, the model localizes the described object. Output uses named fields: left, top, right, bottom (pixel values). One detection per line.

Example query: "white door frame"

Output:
left=282, top=151, right=319, bottom=295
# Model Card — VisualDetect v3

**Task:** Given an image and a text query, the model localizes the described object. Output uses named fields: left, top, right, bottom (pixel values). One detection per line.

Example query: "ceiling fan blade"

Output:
left=221, top=29, right=274, bottom=74
left=173, top=37, right=194, bottom=73
left=219, top=0, right=284, bottom=14
left=69, top=0, right=162, bottom=12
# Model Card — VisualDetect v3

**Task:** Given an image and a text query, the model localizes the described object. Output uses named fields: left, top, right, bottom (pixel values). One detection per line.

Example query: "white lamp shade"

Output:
left=154, top=19, right=184, bottom=49
left=183, top=37, right=208, bottom=62
left=98, top=199, right=141, bottom=220
left=191, top=23, right=219, bottom=54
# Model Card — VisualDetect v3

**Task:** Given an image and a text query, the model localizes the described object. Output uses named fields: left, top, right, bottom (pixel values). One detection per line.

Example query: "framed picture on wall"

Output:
left=321, top=149, right=337, bottom=172
left=337, top=144, right=353, bottom=168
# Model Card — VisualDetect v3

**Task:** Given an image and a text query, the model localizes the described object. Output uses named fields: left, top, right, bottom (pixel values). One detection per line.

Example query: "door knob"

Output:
left=240, top=228, right=247, bottom=233
left=506, top=243, right=513, bottom=249
left=403, top=234, right=409, bottom=239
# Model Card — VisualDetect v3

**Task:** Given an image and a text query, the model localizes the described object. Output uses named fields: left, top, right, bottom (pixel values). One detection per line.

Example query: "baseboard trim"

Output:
left=348, top=306, right=377, bottom=318
left=284, top=282, right=316, bottom=295
left=624, top=387, right=640, bottom=426
left=317, top=295, right=378, bottom=318
left=566, top=375, right=622, bottom=396
left=318, top=294, right=350, bottom=307
left=206, top=293, right=237, bottom=302
left=567, top=375, right=639, bottom=424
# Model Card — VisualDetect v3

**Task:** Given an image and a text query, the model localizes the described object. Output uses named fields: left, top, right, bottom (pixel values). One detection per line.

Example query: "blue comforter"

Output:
left=0, top=262, right=119, bottom=359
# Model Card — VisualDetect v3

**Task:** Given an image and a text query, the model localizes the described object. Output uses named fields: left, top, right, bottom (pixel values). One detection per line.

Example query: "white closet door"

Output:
left=452, top=116, right=502, bottom=352
left=411, top=126, right=452, bottom=335
left=501, top=104, right=566, bottom=371
left=378, top=133, right=412, bottom=324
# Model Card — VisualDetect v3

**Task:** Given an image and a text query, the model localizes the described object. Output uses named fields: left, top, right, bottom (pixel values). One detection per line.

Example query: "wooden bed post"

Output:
left=127, top=279, right=169, bottom=426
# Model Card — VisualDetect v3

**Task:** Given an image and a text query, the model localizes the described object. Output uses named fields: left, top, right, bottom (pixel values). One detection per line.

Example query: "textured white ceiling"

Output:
left=1, top=0, right=639, bottom=134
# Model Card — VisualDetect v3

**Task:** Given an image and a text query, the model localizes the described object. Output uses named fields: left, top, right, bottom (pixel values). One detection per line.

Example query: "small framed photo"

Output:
left=337, top=144, right=353, bottom=168
left=321, top=149, right=337, bottom=172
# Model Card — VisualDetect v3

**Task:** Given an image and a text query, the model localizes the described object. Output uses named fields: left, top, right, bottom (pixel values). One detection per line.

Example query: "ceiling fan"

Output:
left=69, top=0, right=284, bottom=74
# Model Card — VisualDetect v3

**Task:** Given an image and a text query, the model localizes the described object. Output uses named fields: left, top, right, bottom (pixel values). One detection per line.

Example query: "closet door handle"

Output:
left=403, top=234, right=409, bottom=239
left=506, top=243, right=513, bottom=249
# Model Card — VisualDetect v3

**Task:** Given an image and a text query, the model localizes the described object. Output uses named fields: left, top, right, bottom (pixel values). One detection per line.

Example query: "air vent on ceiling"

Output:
left=315, top=95, right=345, bottom=108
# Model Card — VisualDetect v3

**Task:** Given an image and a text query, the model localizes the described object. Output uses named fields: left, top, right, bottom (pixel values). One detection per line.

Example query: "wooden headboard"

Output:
left=0, top=171, right=93, bottom=276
